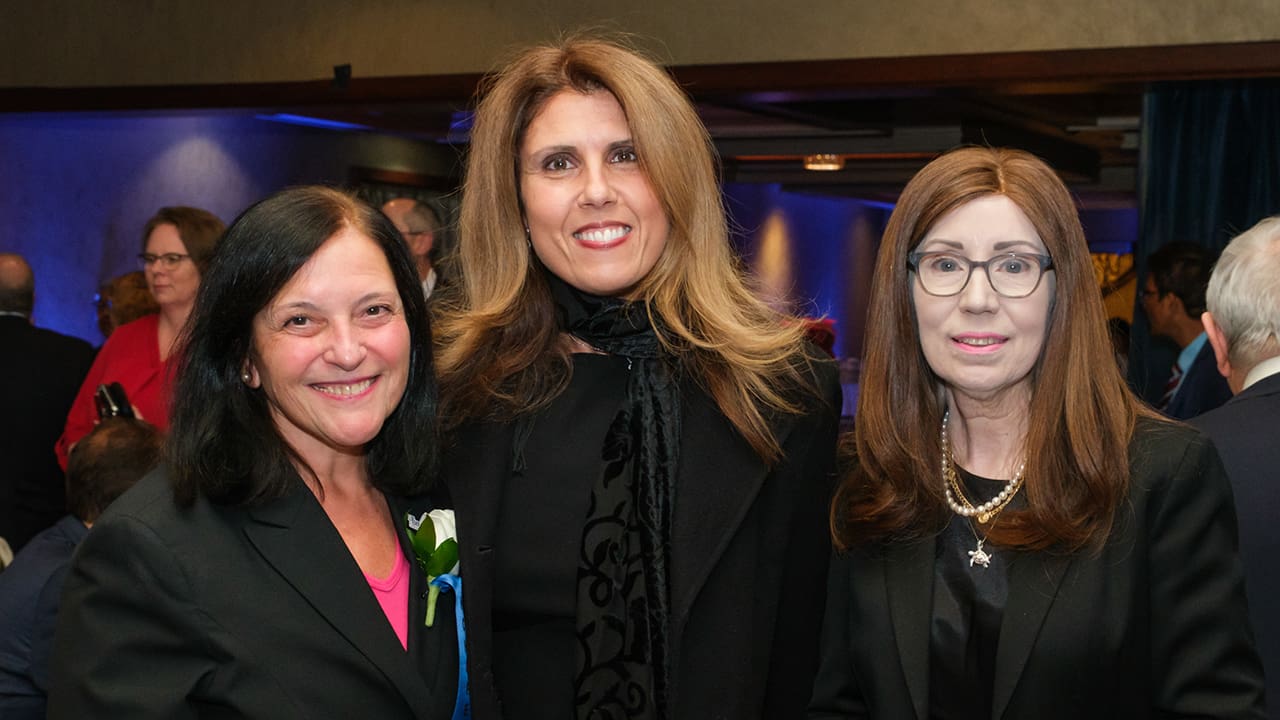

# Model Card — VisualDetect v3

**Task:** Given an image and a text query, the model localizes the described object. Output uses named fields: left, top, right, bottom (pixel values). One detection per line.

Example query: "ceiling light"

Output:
left=803, top=153, right=844, bottom=171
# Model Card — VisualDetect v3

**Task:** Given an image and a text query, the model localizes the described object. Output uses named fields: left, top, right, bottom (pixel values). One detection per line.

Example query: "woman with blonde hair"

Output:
left=435, top=36, right=841, bottom=720
left=809, top=147, right=1263, bottom=718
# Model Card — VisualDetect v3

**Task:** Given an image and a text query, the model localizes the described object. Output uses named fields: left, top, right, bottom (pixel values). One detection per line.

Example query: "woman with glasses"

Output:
left=809, top=147, right=1264, bottom=719
left=56, top=207, right=223, bottom=468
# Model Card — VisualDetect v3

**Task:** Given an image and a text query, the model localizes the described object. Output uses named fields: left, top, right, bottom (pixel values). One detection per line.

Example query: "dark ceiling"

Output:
left=7, top=40, right=1279, bottom=208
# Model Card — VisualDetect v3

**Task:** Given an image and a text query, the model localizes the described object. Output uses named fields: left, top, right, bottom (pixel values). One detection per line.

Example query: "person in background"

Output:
left=0, top=417, right=162, bottom=720
left=1192, top=215, right=1280, bottom=708
left=49, top=186, right=459, bottom=719
left=95, top=270, right=159, bottom=341
left=1140, top=241, right=1231, bottom=419
left=0, top=253, right=96, bottom=552
left=810, top=147, right=1263, bottom=719
left=382, top=198, right=442, bottom=298
left=434, top=36, right=841, bottom=720
left=56, top=206, right=223, bottom=468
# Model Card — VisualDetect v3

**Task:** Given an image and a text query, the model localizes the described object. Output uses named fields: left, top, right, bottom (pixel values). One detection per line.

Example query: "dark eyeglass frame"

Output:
left=906, top=251, right=1055, bottom=298
left=137, top=252, right=191, bottom=268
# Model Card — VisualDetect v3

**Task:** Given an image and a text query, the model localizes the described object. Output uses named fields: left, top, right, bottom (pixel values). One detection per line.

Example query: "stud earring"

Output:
left=241, top=371, right=252, bottom=383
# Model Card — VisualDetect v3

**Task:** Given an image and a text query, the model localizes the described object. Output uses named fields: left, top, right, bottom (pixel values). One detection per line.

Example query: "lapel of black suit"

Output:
left=442, top=421, right=513, bottom=717
left=668, top=386, right=794, bottom=634
left=389, top=493, right=456, bottom=720
left=990, top=550, right=1071, bottom=720
left=243, top=482, right=437, bottom=719
left=885, top=540, right=933, bottom=720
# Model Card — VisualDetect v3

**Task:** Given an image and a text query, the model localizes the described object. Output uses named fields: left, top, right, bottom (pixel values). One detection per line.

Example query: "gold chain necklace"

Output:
left=939, top=409, right=1025, bottom=568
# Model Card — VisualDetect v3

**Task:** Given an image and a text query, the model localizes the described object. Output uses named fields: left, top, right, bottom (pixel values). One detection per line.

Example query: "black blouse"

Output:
left=490, top=353, right=630, bottom=718
left=929, top=465, right=1025, bottom=720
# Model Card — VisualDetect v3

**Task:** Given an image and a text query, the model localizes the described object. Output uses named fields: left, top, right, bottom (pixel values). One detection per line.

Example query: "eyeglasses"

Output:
left=907, top=251, right=1054, bottom=298
left=403, top=229, right=432, bottom=237
left=138, top=252, right=191, bottom=269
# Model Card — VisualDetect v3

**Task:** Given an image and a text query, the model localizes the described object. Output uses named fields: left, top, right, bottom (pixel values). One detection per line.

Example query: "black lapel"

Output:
left=885, top=540, right=934, bottom=720
left=668, top=388, right=796, bottom=628
left=990, top=550, right=1071, bottom=720
left=441, top=421, right=512, bottom=717
left=243, top=483, right=436, bottom=718
left=389, top=493, right=456, bottom=720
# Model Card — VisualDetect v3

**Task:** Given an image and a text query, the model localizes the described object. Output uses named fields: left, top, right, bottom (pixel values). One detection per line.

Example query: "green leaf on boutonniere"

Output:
left=425, top=538, right=458, bottom=577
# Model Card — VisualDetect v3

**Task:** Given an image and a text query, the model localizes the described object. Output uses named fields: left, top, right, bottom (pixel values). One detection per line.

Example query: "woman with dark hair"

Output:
left=57, top=206, right=224, bottom=468
left=433, top=36, right=841, bottom=720
left=49, top=187, right=461, bottom=719
left=809, top=147, right=1264, bottom=718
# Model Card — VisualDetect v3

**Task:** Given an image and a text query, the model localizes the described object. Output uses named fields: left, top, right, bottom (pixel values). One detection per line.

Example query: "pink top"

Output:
left=56, top=314, right=174, bottom=469
left=365, top=548, right=410, bottom=650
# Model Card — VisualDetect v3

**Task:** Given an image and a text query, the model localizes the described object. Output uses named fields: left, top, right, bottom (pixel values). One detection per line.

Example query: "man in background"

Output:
left=1140, top=241, right=1231, bottom=419
left=0, top=417, right=163, bottom=719
left=1191, top=216, right=1280, bottom=706
left=0, top=253, right=96, bottom=551
left=381, top=198, right=442, bottom=298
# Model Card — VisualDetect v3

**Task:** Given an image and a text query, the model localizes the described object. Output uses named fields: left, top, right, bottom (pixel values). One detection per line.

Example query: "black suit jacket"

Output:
left=1192, top=371, right=1280, bottom=709
left=48, top=469, right=459, bottom=719
left=0, top=316, right=95, bottom=550
left=1165, top=339, right=1232, bottom=420
left=809, top=420, right=1264, bottom=719
left=443, top=360, right=842, bottom=720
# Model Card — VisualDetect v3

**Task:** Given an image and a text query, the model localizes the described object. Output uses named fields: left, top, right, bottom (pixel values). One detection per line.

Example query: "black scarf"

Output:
left=544, top=274, right=682, bottom=720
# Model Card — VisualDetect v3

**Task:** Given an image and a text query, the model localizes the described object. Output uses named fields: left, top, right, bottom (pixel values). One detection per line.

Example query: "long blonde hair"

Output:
left=435, top=35, right=819, bottom=462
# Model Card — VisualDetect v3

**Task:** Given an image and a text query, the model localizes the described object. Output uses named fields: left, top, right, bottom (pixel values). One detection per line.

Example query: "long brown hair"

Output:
left=434, top=35, right=818, bottom=461
left=832, top=147, right=1157, bottom=552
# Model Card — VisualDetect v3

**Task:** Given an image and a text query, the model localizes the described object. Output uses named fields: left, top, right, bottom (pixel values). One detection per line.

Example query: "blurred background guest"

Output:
left=434, top=37, right=841, bottom=720
left=94, top=270, right=159, bottom=342
left=811, top=147, right=1262, bottom=719
left=56, top=206, right=224, bottom=468
left=382, top=197, right=442, bottom=298
left=1192, top=215, right=1280, bottom=708
left=49, top=187, right=458, bottom=718
left=0, top=253, right=95, bottom=552
left=1140, top=241, right=1231, bottom=419
left=0, top=417, right=161, bottom=720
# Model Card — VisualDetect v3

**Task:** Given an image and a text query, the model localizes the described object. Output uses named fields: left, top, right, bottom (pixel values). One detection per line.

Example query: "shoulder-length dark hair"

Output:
left=434, top=35, right=816, bottom=463
left=833, top=147, right=1157, bottom=552
left=167, top=186, right=437, bottom=506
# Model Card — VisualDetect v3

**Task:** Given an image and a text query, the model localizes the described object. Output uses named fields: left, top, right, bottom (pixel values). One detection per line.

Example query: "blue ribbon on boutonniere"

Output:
left=407, top=510, right=471, bottom=720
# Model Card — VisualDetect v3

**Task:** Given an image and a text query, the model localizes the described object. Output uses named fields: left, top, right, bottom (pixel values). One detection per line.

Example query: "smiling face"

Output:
left=912, top=194, right=1056, bottom=407
left=245, top=226, right=411, bottom=464
left=519, top=89, right=669, bottom=298
left=144, top=223, right=201, bottom=312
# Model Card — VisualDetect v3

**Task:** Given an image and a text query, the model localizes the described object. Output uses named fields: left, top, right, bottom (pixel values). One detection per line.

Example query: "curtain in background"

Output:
left=1130, top=79, right=1280, bottom=402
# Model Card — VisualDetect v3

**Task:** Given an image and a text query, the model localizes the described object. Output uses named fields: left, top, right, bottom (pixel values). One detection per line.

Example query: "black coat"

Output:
left=1192, top=371, right=1280, bottom=710
left=443, top=360, right=842, bottom=719
left=809, top=420, right=1264, bottom=719
left=0, top=316, right=94, bottom=550
left=48, top=469, right=459, bottom=719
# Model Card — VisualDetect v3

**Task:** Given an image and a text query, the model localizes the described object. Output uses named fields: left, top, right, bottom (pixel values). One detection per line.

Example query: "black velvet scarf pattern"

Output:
left=548, top=274, right=681, bottom=720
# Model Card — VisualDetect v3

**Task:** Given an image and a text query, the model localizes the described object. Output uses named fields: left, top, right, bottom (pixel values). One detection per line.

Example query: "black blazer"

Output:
left=444, top=360, right=842, bottom=720
left=809, top=420, right=1264, bottom=719
left=1192, top=371, right=1280, bottom=709
left=0, top=316, right=95, bottom=550
left=1165, top=340, right=1232, bottom=420
left=48, top=468, right=459, bottom=719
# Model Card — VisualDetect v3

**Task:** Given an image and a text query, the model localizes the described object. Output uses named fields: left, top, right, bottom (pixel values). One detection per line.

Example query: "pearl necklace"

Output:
left=940, top=409, right=1025, bottom=524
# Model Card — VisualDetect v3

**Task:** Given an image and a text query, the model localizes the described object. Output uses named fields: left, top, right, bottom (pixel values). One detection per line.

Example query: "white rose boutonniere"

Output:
left=406, top=509, right=460, bottom=627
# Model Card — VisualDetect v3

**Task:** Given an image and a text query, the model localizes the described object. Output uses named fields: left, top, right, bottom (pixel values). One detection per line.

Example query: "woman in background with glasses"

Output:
left=809, top=147, right=1264, bottom=719
left=56, top=207, right=223, bottom=468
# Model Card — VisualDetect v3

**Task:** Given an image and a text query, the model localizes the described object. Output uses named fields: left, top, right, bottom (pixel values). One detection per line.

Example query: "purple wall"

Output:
left=0, top=113, right=449, bottom=343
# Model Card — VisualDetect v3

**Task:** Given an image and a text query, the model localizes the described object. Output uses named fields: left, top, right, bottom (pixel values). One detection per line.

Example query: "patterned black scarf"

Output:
left=547, top=274, right=681, bottom=720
